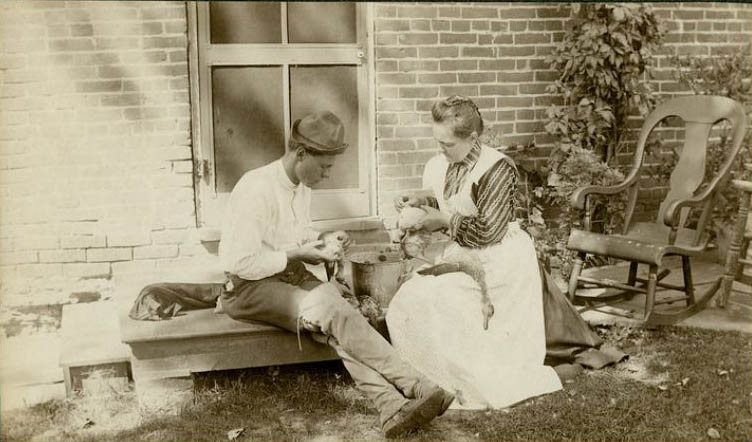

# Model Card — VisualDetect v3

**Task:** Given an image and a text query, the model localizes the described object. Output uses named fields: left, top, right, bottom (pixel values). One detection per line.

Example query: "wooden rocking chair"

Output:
left=566, top=95, right=748, bottom=325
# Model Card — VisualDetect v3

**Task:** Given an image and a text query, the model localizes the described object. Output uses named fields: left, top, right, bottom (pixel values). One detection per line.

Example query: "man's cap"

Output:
left=291, top=111, right=348, bottom=154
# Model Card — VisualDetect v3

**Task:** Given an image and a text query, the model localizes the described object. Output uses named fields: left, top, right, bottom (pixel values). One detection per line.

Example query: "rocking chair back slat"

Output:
left=657, top=122, right=713, bottom=230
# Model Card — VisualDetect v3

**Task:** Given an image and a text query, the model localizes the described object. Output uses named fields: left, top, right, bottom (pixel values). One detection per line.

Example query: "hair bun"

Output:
left=433, top=95, right=484, bottom=138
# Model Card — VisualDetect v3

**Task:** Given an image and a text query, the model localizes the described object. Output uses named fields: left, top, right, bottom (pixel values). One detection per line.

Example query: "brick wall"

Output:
left=373, top=2, right=752, bottom=216
left=0, top=1, right=210, bottom=287
left=1, top=2, right=750, bottom=289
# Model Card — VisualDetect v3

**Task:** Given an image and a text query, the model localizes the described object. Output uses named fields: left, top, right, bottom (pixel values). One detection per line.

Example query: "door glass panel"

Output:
left=210, top=2, right=281, bottom=44
left=212, top=66, right=284, bottom=193
left=290, top=65, right=359, bottom=190
left=287, top=2, right=356, bottom=44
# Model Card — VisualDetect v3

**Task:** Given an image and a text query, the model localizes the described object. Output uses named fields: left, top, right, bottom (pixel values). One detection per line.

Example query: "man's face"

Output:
left=295, top=149, right=337, bottom=187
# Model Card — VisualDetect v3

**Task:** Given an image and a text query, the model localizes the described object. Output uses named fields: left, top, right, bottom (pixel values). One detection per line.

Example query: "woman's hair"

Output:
left=431, top=95, right=484, bottom=139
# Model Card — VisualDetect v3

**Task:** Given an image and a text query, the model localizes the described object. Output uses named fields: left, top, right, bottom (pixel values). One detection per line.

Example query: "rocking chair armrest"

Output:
left=570, top=183, right=629, bottom=210
left=662, top=191, right=715, bottom=227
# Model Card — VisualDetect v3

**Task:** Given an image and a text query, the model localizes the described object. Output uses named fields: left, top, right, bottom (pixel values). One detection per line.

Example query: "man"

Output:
left=218, top=110, right=454, bottom=437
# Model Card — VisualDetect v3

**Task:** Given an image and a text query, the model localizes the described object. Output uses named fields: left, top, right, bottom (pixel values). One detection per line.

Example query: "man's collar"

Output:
left=276, top=159, right=299, bottom=190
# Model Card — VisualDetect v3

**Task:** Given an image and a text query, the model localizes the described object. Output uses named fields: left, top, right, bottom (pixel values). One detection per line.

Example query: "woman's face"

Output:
left=432, top=120, right=475, bottom=163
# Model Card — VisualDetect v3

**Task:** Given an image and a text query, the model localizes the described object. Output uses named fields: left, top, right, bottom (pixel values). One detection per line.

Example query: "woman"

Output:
left=386, top=96, right=562, bottom=410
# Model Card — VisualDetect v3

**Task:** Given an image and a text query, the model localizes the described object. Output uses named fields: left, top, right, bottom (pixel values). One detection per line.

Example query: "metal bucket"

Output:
left=348, top=249, right=406, bottom=308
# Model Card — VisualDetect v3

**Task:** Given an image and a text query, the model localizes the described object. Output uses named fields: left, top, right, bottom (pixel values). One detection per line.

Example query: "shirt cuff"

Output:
left=268, top=250, right=289, bottom=275
left=448, top=213, right=464, bottom=238
left=303, top=228, right=321, bottom=244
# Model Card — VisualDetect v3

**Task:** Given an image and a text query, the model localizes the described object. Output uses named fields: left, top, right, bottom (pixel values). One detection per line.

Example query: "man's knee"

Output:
left=310, top=282, right=349, bottom=307
left=299, top=282, right=358, bottom=322
left=316, top=282, right=342, bottom=296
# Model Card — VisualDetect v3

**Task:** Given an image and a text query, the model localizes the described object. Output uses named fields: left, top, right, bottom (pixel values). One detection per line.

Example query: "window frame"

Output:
left=187, top=2, right=377, bottom=230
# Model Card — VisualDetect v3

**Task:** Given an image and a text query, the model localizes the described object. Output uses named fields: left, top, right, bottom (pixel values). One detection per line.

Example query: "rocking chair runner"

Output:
left=566, top=95, right=748, bottom=325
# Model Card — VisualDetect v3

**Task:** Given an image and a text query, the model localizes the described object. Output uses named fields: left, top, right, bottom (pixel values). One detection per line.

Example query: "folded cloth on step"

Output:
left=128, top=282, right=224, bottom=321
left=541, top=262, right=627, bottom=369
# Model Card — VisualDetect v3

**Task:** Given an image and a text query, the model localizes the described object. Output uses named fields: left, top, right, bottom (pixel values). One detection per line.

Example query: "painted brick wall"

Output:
left=0, top=1, right=211, bottom=286
left=373, top=2, right=752, bottom=217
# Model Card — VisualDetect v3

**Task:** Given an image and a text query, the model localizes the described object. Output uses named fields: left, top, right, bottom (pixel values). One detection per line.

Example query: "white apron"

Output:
left=386, top=146, right=562, bottom=410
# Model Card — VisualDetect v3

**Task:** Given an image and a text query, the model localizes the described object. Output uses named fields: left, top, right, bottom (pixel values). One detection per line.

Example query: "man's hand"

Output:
left=287, top=240, right=335, bottom=265
left=394, top=195, right=425, bottom=212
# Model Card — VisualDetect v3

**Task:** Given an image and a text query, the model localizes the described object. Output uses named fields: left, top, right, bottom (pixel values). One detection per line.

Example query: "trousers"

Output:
left=219, top=261, right=433, bottom=423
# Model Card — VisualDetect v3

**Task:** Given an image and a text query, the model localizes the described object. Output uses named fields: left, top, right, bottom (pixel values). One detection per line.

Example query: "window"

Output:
left=188, top=2, right=374, bottom=228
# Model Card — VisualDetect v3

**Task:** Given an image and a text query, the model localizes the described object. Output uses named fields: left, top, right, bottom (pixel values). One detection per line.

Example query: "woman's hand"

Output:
left=414, top=205, right=451, bottom=232
left=396, top=261, right=418, bottom=287
left=394, top=195, right=425, bottom=212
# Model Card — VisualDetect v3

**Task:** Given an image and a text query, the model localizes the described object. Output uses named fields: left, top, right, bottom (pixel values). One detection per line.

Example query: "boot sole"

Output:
left=383, top=389, right=454, bottom=438
left=437, top=391, right=455, bottom=416
left=417, top=386, right=456, bottom=417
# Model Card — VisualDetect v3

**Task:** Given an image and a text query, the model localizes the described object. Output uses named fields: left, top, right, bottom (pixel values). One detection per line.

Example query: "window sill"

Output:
left=311, top=216, right=385, bottom=232
left=199, top=216, right=386, bottom=243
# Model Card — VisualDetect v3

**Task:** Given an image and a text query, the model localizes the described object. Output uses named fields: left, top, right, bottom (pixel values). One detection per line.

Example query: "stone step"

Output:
left=119, top=297, right=338, bottom=408
left=0, top=333, right=66, bottom=411
left=59, top=302, right=132, bottom=395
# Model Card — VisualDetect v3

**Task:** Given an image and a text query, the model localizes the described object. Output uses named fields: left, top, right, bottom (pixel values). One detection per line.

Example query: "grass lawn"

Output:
left=2, top=325, right=750, bottom=442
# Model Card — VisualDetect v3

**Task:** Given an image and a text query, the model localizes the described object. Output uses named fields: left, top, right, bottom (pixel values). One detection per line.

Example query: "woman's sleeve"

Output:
left=421, top=155, right=442, bottom=210
left=449, top=159, right=517, bottom=248
left=424, top=195, right=440, bottom=209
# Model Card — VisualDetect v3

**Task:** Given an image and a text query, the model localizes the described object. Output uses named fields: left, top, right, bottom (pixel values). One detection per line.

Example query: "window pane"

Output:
left=212, top=66, right=284, bottom=193
left=210, top=2, right=281, bottom=44
left=290, top=65, right=359, bottom=190
left=288, top=2, right=356, bottom=44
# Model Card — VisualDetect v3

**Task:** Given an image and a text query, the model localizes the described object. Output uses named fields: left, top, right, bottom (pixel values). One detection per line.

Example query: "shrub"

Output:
left=545, top=3, right=666, bottom=163
left=513, top=4, right=666, bottom=276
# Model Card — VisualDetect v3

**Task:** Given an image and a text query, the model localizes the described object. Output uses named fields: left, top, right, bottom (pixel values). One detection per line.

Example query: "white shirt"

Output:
left=219, top=159, right=319, bottom=281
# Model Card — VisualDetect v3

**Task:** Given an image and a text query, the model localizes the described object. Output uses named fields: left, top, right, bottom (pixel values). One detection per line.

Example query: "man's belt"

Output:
left=224, top=272, right=245, bottom=294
